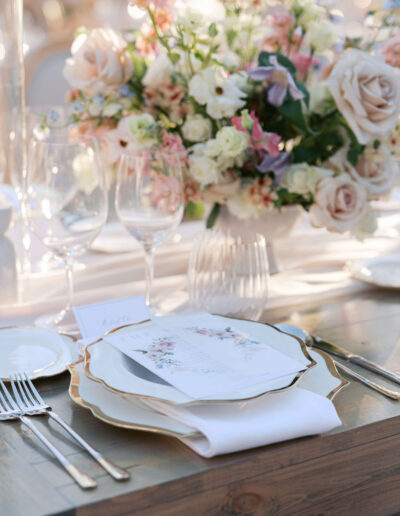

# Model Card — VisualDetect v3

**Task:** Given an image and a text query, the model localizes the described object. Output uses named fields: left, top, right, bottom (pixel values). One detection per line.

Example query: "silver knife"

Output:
left=310, top=336, right=400, bottom=385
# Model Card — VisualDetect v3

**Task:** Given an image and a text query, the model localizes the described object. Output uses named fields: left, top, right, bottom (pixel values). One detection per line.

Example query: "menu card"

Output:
left=104, top=313, right=306, bottom=399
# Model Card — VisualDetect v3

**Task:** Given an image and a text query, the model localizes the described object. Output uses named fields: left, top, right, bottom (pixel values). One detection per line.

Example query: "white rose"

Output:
left=309, top=175, right=368, bottom=233
left=350, top=144, right=398, bottom=198
left=63, top=29, right=133, bottom=97
left=142, top=55, right=173, bottom=88
left=328, top=49, right=400, bottom=145
left=117, top=113, right=156, bottom=150
left=188, top=155, right=220, bottom=186
left=305, top=20, right=338, bottom=53
left=282, top=163, right=333, bottom=195
left=182, top=114, right=212, bottom=142
left=351, top=208, right=377, bottom=240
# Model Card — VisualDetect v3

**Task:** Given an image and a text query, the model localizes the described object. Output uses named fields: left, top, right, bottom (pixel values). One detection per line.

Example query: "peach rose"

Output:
left=63, top=28, right=133, bottom=97
left=310, top=175, right=368, bottom=233
left=328, top=49, right=400, bottom=144
left=380, top=35, right=400, bottom=68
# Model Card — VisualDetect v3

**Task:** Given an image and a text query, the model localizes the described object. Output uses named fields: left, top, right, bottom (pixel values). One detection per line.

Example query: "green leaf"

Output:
left=208, top=23, right=218, bottom=37
left=206, top=203, right=221, bottom=229
left=258, top=51, right=296, bottom=76
left=278, top=99, right=309, bottom=134
left=347, top=147, right=364, bottom=166
left=295, top=81, right=310, bottom=108
left=226, top=29, right=236, bottom=48
left=169, top=52, right=180, bottom=65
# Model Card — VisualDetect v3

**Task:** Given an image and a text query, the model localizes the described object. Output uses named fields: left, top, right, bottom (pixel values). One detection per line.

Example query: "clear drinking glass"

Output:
left=115, top=151, right=184, bottom=311
left=27, top=137, right=108, bottom=329
left=188, top=229, right=269, bottom=321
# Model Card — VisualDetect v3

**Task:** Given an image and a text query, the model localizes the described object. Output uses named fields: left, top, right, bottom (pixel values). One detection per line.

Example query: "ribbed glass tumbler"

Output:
left=188, top=229, right=269, bottom=321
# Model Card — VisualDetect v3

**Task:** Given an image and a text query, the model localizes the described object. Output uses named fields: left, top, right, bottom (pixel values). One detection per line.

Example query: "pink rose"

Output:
left=160, top=131, right=187, bottom=166
left=63, top=28, right=133, bottom=97
left=310, top=175, right=368, bottom=233
left=380, top=35, right=400, bottom=68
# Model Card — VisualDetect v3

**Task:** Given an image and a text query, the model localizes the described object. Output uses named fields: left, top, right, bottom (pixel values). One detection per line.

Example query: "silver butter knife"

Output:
left=310, top=336, right=400, bottom=385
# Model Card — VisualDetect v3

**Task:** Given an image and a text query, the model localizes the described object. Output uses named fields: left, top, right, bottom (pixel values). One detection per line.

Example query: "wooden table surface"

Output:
left=1, top=288, right=400, bottom=516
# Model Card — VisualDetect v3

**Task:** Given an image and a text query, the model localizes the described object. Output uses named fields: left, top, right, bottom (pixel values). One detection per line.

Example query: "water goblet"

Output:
left=27, top=137, right=108, bottom=330
left=115, top=150, right=184, bottom=312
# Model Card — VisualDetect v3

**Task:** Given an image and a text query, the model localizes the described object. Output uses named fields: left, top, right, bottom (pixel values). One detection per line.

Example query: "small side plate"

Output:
left=0, top=327, right=79, bottom=380
left=347, top=256, right=400, bottom=289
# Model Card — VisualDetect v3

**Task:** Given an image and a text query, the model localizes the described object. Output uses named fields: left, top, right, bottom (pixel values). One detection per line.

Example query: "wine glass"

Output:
left=115, top=150, right=184, bottom=311
left=27, top=136, right=108, bottom=330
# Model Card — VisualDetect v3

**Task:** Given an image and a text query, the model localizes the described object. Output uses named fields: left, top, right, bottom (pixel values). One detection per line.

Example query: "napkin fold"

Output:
left=145, top=387, right=341, bottom=457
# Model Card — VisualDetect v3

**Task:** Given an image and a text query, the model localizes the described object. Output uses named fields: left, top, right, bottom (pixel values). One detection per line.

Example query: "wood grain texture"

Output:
left=1, top=289, right=400, bottom=515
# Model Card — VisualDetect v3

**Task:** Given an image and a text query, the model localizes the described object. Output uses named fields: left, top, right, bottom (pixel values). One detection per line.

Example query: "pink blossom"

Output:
left=144, top=78, right=191, bottom=123
left=289, top=50, right=319, bottom=80
left=380, top=35, right=400, bottom=67
left=151, top=173, right=183, bottom=215
left=231, top=111, right=281, bottom=157
left=160, top=131, right=187, bottom=166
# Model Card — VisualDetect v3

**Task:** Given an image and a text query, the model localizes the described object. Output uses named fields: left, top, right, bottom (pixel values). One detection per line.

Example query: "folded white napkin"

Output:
left=145, top=387, right=341, bottom=457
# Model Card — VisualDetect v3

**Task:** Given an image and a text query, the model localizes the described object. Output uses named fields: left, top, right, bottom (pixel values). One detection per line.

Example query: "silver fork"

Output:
left=0, top=378, right=97, bottom=489
left=10, top=372, right=130, bottom=481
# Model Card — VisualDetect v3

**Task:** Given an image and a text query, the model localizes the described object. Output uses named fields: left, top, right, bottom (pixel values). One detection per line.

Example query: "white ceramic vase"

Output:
left=216, top=205, right=304, bottom=274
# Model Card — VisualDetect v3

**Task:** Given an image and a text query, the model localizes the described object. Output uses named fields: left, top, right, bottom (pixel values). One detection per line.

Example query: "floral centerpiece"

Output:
left=62, top=0, right=400, bottom=238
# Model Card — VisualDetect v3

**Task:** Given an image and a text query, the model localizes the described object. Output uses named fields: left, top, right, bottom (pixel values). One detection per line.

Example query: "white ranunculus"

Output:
left=294, top=0, right=325, bottom=29
left=182, top=114, right=212, bottom=142
left=214, top=126, right=248, bottom=158
left=328, top=49, right=400, bottom=145
left=226, top=189, right=263, bottom=219
left=305, top=20, right=338, bottom=53
left=63, top=28, right=133, bottom=97
left=72, top=153, right=98, bottom=195
left=309, top=175, right=368, bottom=233
left=116, top=113, right=156, bottom=149
left=142, top=55, right=173, bottom=88
left=188, top=155, right=220, bottom=186
left=188, top=67, right=247, bottom=119
left=282, top=163, right=333, bottom=195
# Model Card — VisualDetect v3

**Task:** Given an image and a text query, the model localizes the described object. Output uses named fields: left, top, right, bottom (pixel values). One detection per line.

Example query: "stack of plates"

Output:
left=67, top=317, right=348, bottom=438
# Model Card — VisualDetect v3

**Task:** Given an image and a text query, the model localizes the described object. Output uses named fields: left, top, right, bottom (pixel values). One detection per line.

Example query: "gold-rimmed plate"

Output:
left=0, top=326, right=79, bottom=380
left=69, top=347, right=347, bottom=436
left=84, top=315, right=316, bottom=406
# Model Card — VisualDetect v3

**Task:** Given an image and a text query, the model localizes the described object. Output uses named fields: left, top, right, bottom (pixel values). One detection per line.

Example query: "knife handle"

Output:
left=334, top=362, right=400, bottom=401
left=351, top=356, right=400, bottom=385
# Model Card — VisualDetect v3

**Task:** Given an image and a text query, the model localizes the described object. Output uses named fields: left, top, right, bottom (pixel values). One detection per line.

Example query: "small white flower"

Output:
left=309, top=82, right=331, bottom=115
left=103, top=102, right=122, bottom=117
left=188, top=154, right=220, bottom=186
left=142, top=55, right=173, bottom=88
left=176, top=7, right=205, bottom=31
left=182, top=114, right=212, bottom=142
left=120, top=113, right=156, bottom=148
left=305, top=20, right=338, bottom=52
left=282, top=163, right=333, bottom=195
left=189, top=67, right=247, bottom=119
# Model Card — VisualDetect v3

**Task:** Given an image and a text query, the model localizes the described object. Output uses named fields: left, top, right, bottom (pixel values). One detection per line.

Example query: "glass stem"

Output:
left=64, top=256, right=74, bottom=311
left=143, top=245, right=154, bottom=308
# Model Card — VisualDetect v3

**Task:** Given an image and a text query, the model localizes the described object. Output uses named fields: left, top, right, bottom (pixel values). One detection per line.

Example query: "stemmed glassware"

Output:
left=27, top=135, right=108, bottom=330
left=115, top=150, right=184, bottom=312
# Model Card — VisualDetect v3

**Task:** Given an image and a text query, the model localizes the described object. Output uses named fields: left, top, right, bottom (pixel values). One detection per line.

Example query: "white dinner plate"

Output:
left=0, top=327, right=80, bottom=380
left=347, top=256, right=400, bottom=289
left=84, top=315, right=316, bottom=405
left=69, top=347, right=347, bottom=436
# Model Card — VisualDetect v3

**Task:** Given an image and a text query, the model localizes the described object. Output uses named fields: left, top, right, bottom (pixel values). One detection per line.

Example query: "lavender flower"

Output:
left=257, top=152, right=291, bottom=186
left=248, top=56, right=304, bottom=107
left=119, top=84, right=136, bottom=98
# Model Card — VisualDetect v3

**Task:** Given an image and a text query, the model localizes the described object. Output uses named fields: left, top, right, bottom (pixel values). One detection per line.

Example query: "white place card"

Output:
left=73, top=295, right=150, bottom=339
left=105, top=314, right=306, bottom=399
